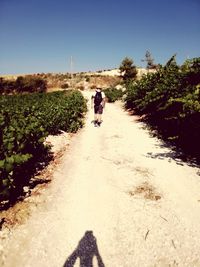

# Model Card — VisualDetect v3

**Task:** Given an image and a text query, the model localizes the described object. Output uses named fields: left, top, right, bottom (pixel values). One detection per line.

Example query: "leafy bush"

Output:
left=103, top=87, right=124, bottom=102
left=124, top=56, right=200, bottom=160
left=0, top=90, right=87, bottom=202
left=0, top=76, right=47, bottom=94
left=119, top=57, right=137, bottom=83
left=61, top=83, right=69, bottom=89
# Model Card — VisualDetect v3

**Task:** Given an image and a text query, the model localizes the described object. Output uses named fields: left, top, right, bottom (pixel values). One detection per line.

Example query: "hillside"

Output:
left=0, top=68, right=154, bottom=92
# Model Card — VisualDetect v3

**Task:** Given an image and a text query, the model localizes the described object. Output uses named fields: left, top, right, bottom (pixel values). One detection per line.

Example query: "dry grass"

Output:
left=88, top=75, right=122, bottom=89
left=134, top=166, right=152, bottom=178
left=129, top=181, right=161, bottom=201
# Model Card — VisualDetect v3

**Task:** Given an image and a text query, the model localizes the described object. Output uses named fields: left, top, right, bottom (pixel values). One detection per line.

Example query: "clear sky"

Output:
left=0, top=0, right=199, bottom=74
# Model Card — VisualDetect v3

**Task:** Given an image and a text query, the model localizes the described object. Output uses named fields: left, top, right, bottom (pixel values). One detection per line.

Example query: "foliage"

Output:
left=0, top=90, right=87, bottom=202
left=0, top=76, right=47, bottom=94
left=119, top=57, right=137, bottom=83
left=61, top=83, right=69, bottom=89
left=142, top=50, right=158, bottom=69
left=103, top=87, right=124, bottom=102
left=124, top=56, right=200, bottom=160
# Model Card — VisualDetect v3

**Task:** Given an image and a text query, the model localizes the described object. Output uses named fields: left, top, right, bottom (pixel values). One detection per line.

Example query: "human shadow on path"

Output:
left=63, top=231, right=105, bottom=267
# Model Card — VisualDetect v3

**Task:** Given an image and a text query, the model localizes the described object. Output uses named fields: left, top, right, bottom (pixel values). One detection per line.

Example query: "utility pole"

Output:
left=70, top=56, right=73, bottom=79
left=69, top=56, right=74, bottom=88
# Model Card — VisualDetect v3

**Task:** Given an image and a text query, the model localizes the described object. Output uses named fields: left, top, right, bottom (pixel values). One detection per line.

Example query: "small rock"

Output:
left=155, top=195, right=161, bottom=200
left=23, top=186, right=29, bottom=193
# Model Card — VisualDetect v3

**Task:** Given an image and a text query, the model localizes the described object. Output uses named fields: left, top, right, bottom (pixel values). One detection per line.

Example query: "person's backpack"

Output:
left=94, top=91, right=103, bottom=105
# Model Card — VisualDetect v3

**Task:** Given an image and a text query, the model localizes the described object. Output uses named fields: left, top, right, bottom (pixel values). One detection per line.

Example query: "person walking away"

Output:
left=91, top=88, right=106, bottom=127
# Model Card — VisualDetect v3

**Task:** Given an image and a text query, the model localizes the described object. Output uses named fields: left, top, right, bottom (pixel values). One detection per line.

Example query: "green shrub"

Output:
left=0, top=90, right=87, bottom=202
left=61, top=83, right=69, bottom=89
left=103, top=87, right=124, bottom=102
left=119, top=57, right=137, bottom=83
left=0, top=76, right=47, bottom=94
left=124, top=56, right=200, bottom=160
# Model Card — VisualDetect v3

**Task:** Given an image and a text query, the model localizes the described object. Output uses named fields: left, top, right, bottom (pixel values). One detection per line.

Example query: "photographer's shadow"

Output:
left=63, top=231, right=105, bottom=267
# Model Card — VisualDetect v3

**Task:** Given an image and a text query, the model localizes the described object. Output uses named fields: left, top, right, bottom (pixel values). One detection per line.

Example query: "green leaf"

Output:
left=5, top=162, right=13, bottom=173
left=0, top=160, right=5, bottom=169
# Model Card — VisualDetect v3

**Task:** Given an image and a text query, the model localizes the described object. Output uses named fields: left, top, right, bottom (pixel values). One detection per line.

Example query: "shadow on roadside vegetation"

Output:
left=124, top=106, right=200, bottom=168
left=146, top=146, right=200, bottom=169
left=63, top=231, right=105, bottom=267
left=129, top=113, right=200, bottom=168
left=0, top=149, right=53, bottom=211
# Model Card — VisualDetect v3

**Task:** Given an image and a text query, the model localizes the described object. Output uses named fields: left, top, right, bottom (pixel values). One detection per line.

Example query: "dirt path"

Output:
left=1, top=91, right=200, bottom=267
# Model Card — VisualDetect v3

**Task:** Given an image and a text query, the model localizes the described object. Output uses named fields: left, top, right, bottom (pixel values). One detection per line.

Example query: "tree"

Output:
left=141, top=51, right=158, bottom=70
left=119, top=57, right=137, bottom=83
left=164, top=54, right=178, bottom=69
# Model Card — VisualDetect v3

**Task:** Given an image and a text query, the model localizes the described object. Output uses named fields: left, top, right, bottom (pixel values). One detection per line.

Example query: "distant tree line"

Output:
left=0, top=76, right=47, bottom=94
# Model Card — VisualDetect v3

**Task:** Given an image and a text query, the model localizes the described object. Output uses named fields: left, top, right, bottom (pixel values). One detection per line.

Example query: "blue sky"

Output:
left=0, top=0, right=199, bottom=74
